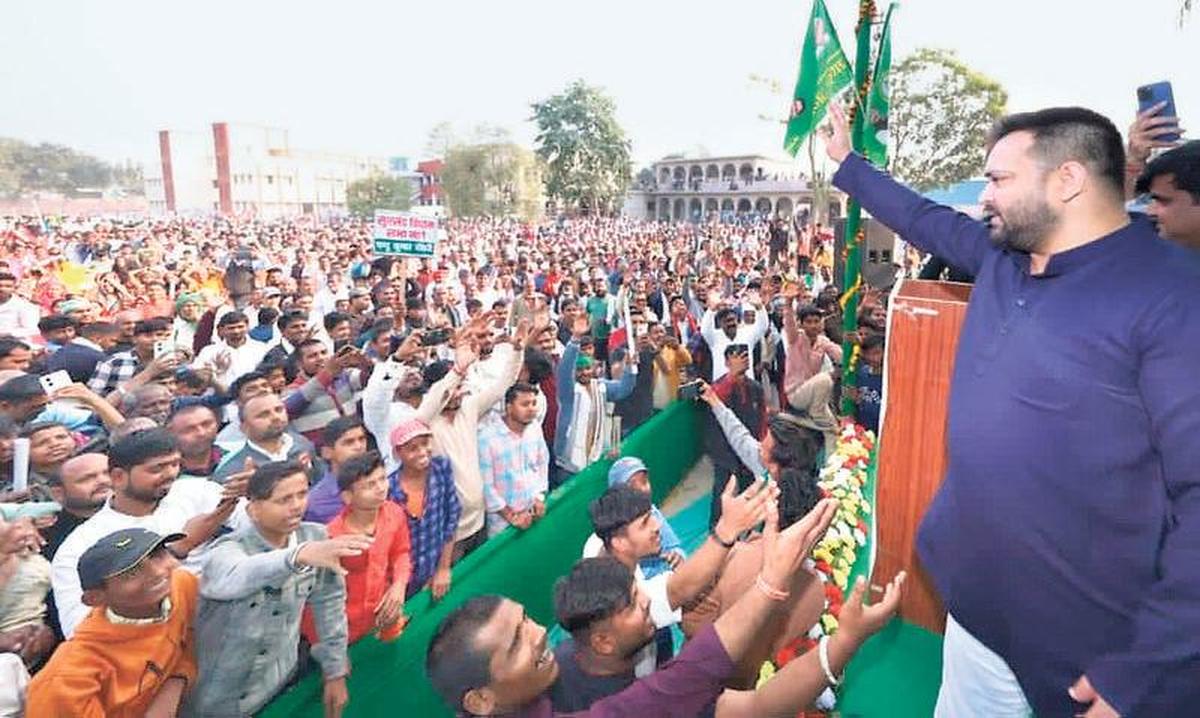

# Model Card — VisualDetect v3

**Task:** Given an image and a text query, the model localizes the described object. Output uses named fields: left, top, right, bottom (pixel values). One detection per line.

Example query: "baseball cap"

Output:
left=389, top=418, right=432, bottom=448
left=608, top=457, right=648, bottom=487
left=77, top=528, right=184, bottom=590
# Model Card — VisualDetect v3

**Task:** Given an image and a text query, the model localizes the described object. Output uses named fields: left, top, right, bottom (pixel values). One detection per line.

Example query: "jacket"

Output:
left=185, top=522, right=348, bottom=717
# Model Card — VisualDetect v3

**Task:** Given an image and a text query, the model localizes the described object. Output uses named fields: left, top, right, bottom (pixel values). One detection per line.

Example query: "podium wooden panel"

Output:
left=874, top=279, right=972, bottom=634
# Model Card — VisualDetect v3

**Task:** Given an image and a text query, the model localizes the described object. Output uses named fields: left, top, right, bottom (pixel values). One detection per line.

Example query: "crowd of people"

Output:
left=0, top=204, right=901, bottom=716
left=0, top=104, right=1196, bottom=717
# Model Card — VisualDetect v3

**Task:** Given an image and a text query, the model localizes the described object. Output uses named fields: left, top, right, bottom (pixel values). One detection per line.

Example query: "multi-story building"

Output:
left=623, top=153, right=846, bottom=222
left=145, top=123, right=426, bottom=218
left=415, top=159, right=444, bottom=208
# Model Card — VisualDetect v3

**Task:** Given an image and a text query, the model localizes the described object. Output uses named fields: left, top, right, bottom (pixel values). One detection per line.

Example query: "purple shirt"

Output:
left=516, top=624, right=732, bottom=718
left=834, top=153, right=1200, bottom=716
left=303, top=470, right=343, bottom=524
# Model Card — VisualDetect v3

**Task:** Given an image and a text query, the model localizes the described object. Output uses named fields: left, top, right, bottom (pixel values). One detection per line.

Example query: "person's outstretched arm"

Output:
left=825, top=102, right=991, bottom=278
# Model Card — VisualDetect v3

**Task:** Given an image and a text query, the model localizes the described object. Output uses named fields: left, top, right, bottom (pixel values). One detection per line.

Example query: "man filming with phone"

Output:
left=1125, top=83, right=1200, bottom=250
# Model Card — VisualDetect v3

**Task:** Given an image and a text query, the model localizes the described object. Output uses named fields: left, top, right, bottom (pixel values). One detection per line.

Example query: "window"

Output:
left=266, top=175, right=274, bottom=185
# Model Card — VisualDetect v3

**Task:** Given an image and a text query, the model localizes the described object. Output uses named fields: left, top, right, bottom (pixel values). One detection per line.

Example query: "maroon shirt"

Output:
left=515, top=624, right=733, bottom=717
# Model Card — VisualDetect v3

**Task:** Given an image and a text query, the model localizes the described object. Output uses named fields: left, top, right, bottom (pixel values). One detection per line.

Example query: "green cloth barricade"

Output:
left=262, top=400, right=705, bottom=717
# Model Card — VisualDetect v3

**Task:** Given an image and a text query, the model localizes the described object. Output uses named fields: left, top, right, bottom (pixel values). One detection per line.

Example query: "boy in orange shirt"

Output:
left=26, top=528, right=197, bottom=718
left=304, top=451, right=411, bottom=644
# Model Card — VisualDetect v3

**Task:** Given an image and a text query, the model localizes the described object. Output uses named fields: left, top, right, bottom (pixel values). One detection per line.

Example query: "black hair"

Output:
left=165, top=402, right=217, bottom=426
left=0, top=374, right=43, bottom=402
left=523, top=348, right=554, bottom=386
left=861, top=332, right=886, bottom=353
left=765, top=414, right=823, bottom=527
left=427, top=595, right=505, bottom=711
left=336, top=451, right=384, bottom=491
left=589, top=484, right=652, bottom=549
left=797, top=305, right=824, bottom=323
left=504, top=381, right=538, bottom=405
left=247, top=459, right=307, bottom=500
left=19, top=420, right=67, bottom=440
left=989, top=107, right=1126, bottom=199
left=322, top=415, right=364, bottom=448
left=257, top=306, right=280, bottom=327
left=371, top=317, right=395, bottom=334
left=553, top=557, right=635, bottom=641
left=422, top=360, right=453, bottom=388
left=229, top=370, right=270, bottom=402
left=465, top=298, right=483, bottom=313
left=217, top=311, right=248, bottom=328
left=715, top=307, right=738, bottom=326
left=577, top=334, right=594, bottom=348
left=1136, top=140, right=1200, bottom=202
left=38, top=314, right=76, bottom=334
left=0, top=272, right=14, bottom=283
left=0, top=337, right=31, bottom=360
left=78, top=321, right=119, bottom=339
left=405, top=296, right=424, bottom=311
left=277, top=309, right=308, bottom=331
left=296, top=337, right=325, bottom=353
left=108, top=427, right=179, bottom=471
left=323, top=311, right=351, bottom=332
left=723, top=343, right=749, bottom=359
left=133, top=317, right=171, bottom=335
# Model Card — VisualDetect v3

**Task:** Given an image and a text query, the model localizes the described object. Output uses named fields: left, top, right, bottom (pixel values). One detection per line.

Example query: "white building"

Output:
left=624, top=153, right=846, bottom=222
left=145, top=123, right=397, bottom=218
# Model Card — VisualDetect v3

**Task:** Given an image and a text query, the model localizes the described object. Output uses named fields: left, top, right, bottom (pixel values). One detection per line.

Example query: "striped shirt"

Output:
left=389, top=456, right=460, bottom=597
left=477, top=414, right=550, bottom=536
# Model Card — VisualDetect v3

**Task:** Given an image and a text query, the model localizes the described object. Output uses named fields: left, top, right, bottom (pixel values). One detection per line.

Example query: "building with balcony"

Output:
left=623, top=153, right=846, bottom=222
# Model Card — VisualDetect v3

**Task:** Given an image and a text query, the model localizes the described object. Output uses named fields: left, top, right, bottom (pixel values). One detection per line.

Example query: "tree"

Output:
left=0, top=137, right=141, bottom=198
left=889, top=48, right=1008, bottom=191
left=441, top=142, right=544, bottom=221
left=530, top=80, right=632, bottom=216
left=346, top=173, right=413, bottom=217
left=424, top=122, right=458, bottom=158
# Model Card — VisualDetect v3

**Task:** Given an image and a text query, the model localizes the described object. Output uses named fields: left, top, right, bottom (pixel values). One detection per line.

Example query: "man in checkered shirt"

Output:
left=87, top=317, right=177, bottom=401
left=478, top=381, right=550, bottom=537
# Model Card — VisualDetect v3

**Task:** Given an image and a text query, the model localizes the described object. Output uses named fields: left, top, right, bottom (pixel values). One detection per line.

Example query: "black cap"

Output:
left=77, top=528, right=184, bottom=590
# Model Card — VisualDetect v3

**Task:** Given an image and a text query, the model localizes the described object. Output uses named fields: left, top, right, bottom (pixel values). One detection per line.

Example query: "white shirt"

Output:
left=51, top=478, right=247, bottom=638
left=194, top=338, right=269, bottom=387
left=581, top=534, right=680, bottom=678
left=0, top=296, right=41, bottom=341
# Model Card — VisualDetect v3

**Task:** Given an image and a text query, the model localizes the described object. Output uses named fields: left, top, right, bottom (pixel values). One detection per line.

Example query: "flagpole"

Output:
left=838, top=0, right=875, bottom=416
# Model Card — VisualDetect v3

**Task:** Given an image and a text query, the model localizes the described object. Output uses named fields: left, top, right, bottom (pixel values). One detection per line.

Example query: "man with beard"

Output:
left=167, top=404, right=226, bottom=481
left=477, top=383, right=550, bottom=537
left=213, top=392, right=319, bottom=484
left=824, top=102, right=1200, bottom=717
left=41, top=453, right=113, bottom=561
left=51, top=428, right=251, bottom=638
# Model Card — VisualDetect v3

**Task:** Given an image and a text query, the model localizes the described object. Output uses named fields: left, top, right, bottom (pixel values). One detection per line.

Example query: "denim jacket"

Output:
left=184, top=522, right=348, bottom=717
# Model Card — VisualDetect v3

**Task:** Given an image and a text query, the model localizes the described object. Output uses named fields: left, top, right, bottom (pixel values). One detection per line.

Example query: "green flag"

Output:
left=783, top=0, right=854, bottom=156
left=862, top=3, right=896, bottom=165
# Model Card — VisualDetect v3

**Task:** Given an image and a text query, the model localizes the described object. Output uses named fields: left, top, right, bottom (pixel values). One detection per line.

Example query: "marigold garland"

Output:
left=770, top=419, right=875, bottom=710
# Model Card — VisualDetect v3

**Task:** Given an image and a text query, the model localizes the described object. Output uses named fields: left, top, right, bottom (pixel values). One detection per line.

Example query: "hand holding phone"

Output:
left=1131, top=82, right=1183, bottom=166
left=38, top=370, right=72, bottom=396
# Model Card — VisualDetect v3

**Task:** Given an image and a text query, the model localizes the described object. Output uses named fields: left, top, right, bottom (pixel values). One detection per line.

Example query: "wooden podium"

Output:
left=874, top=279, right=972, bottom=634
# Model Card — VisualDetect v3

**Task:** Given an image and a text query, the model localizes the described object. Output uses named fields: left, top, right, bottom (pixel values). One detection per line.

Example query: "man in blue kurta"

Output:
left=825, top=102, right=1200, bottom=717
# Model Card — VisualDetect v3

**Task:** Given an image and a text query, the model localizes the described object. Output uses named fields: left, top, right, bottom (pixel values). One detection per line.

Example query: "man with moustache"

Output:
left=824, top=102, right=1200, bottom=717
left=41, top=453, right=114, bottom=561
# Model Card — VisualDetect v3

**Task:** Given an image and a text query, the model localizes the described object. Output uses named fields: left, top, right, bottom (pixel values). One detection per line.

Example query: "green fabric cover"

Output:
left=261, top=401, right=704, bottom=717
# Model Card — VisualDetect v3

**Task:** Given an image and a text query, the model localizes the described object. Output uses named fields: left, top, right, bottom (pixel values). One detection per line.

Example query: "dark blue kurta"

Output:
left=835, top=152, right=1200, bottom=716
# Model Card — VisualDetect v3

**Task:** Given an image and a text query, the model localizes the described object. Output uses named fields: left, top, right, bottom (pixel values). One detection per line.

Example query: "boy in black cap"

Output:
left=26, top=527, right=198, bottom=717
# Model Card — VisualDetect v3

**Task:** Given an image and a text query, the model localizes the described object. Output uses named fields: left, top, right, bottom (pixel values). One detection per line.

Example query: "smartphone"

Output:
left=153, top=340, right=173, bottom=360
left=1137, top=81, right=1180, bottom=143
left=677, top=380, right=703, bottom=402
left=38, top=370, right=72, bottom=395
left=420, top=328, right=452, bottom=346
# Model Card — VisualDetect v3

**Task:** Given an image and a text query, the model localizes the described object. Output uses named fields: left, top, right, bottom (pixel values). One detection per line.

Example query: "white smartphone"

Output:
left=38, top=370, right=72, bottom=395
left=154, top=340, right=173, bottom=359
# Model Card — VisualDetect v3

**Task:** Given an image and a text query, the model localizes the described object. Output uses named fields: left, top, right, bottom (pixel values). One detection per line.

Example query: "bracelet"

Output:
left=754, top=573, right=790, bottom=602
left=712, top=530, right=736, bottom=549
left=818, top=636, right=842, bottom=687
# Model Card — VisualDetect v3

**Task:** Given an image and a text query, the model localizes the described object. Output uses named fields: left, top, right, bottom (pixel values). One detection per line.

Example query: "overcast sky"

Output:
left=2, top=0, right=1196, bottom=170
